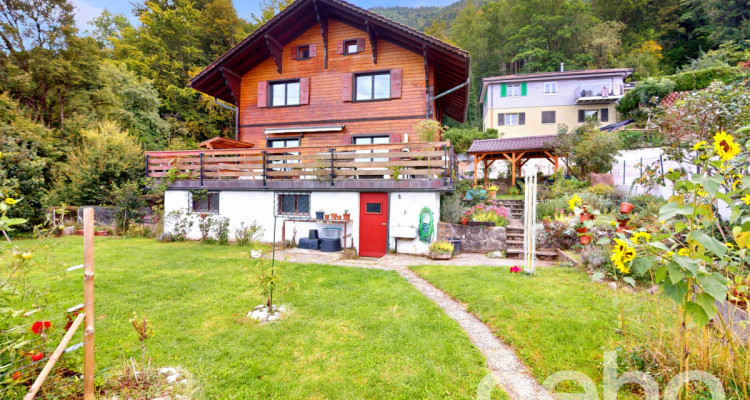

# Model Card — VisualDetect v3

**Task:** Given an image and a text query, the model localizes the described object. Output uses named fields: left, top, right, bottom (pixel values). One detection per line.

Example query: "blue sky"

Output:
left=71, top=0, right=455, bottom=31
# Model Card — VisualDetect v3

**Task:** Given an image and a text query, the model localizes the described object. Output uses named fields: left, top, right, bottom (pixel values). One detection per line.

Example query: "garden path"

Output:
left=275, top=248, right=556, bottom=399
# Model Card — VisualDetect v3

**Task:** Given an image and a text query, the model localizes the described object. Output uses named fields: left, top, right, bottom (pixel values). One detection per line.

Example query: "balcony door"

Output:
left=267, top=137, right=300, bottom=172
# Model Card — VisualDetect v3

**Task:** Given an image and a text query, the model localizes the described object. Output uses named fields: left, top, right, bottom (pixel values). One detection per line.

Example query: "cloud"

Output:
left=72, top=0, right=103, bottom=31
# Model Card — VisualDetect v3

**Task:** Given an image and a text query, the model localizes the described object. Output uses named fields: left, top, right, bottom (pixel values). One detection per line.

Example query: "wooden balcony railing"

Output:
left=145, top=141, right=454, bottom=190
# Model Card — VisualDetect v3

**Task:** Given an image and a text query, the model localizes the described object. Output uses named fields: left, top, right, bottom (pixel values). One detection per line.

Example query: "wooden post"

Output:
left=23, top=314, right=85, bottom=400
left=483, top=160, right=488, bottom=187
left=83, top=207, right=95, bottom=400
left=473, top=155, right=479, bottom=186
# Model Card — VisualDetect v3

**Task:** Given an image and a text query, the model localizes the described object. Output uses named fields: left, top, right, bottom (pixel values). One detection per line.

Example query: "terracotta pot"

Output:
left=617, top=226, right=627, bottom=233
left=460, top=217, right=469, bottom=225
left=620, top=202, right=634, bottom=214
left=343, top=213, right=350, bottom=221
left=580, top=213, right=593, bottom=222
left=488, top=190, right=497, bottom=200
left=324, top=214, right=330, bottom=220
left=331, top=213, right=338, bottom=220
left=76, top=229, right=84, bottom=236
left=580, top=235, right=592, bottom=245
left=95, top=230, right=108, bottom=236
left=576, top=227, right=588, bottom=234
left=616, top=218, right=629, bottom=225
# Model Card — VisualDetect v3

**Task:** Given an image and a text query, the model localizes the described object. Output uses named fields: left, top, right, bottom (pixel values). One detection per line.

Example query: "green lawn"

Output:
left=411, top=265, right=674, bottom=397
left=18, top=237, right=507, bottom=399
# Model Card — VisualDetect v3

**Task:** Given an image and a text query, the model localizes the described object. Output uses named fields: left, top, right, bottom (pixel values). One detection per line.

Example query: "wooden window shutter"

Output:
left=500, top=84, right=507, bottom=97
left=520, top=82, right=527, bottom=96
left=299, top=77, right=310, bottom=105
left=578, top=109, right=585, bottom=122
left=519, top=112, right=526, bottom=125
left=389, top=133, right=402, bottom=143
left=291, top=46, right=297, bottom=60
left=356, top=38, right=365, bottom=53
left=257, top=81, right=268, bottom=108
left=336, top=41, right=344, bottom=55
left=309, top=44, right=316, bottom=58
left=600, top=108, right=609, bottom=122
left=390, top=69, right=402, bottom=99
left=497, top=113, right=505, bottom=126
left=340, top=135, right=352, bottom=145
left=342, top=73, right=353, bottom=102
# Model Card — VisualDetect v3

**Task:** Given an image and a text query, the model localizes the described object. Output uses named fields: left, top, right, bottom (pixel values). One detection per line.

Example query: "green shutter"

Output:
left=520, top=82, right=527, bottom=96
left=500, top=84, right=507, bottom=97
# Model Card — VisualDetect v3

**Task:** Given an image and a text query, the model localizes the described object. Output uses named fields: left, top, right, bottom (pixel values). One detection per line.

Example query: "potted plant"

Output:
left=331, top=213, right=338, bottom=220
left=574, top=222, right=588, bottom=234
left=487, top=185, right=499, bottom=200
left=615, top=213, right=630, bottom=225
left=620, top=202, right=634, bottom=214
left=429, top=240, right=454, bottom=260
left=460, top=215, right=469, bottom=225
left=343, top=210, right=351, bottom=221
left=315, top=210, right=325, bottom=219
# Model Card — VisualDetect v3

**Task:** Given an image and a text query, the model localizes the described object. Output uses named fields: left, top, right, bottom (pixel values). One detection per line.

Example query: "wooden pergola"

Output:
left=467, top=135, right=561, bottom=186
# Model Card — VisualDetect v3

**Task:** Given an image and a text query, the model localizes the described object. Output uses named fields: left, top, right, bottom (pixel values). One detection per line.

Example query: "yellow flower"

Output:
left=568, top=195, right=582, bottom=212
left=743, top=194, right=750, bottom=206
left=734, top=180, right=742, bottom=191
left=632, top=232, right=652, bottom=244
left=692, top=141, right=707, bottom=151
left=615, top=260, right=630, bottom=274
left=714, top=131, right=741, bottom=162
left=21, top=251, right=32, bottom=260
left=726, top=243, right=734, bottom=249
left=4, top=197, right=17, bottom=205
left=611, top=238, right=636, bottom=274
left=678, top=248, right=689, bottom=256
left=610, top=220, right=617, bottom=227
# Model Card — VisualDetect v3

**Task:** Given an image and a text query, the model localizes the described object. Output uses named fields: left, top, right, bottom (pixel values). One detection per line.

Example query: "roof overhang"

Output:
left=575, top=95, right=624, bottom=105
left=265, top=125, right=345, bottom=135
left=198, top=137, right=255, bottom=149
left=190, top=0, right=470, bottom=122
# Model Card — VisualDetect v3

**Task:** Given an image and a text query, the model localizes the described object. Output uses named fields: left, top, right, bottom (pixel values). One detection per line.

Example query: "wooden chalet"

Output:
left=145, top=0, right=470, bottom=257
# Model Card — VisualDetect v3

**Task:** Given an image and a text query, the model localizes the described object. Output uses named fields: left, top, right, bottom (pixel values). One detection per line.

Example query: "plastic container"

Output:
left=321, top=227, right=342, bottom=239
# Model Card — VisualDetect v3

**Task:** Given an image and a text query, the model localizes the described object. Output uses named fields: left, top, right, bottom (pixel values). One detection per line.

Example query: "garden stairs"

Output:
left=501, top=200, right=559, bottom=261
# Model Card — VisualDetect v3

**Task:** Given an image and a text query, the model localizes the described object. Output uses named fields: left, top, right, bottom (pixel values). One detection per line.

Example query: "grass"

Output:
left=13, top=237, right=509, bottom=399
left=411, top=264, right=675, bottom=397
left=494, top=195, right=523, bottom=200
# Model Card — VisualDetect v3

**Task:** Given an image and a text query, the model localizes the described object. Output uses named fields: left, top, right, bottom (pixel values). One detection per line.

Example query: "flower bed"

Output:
left=464, top=201, right=510, bottom=227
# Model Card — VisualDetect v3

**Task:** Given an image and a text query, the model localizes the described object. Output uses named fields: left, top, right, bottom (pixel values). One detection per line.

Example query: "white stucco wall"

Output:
left=163, top=190, right=440, bottom=255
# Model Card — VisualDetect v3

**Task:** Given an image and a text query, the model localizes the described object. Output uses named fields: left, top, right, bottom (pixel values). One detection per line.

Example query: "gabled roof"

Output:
left=190, top=0, right=471, bottom=122
left=479, top=68, right=633, bottom=103
left=467, top=135, right=559, bottom=154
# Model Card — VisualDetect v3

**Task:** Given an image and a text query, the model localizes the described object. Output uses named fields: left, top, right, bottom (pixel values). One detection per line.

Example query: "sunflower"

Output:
left=692, top=141, right=708, bottom=151
left=743, top=194, right=750, bottom=206
left=714, top=131, right=741, bottom=162
left=632, top=232, right=652, bottom=244
left=568, top=194, right=582, bottom=212
left=734, top=180, right=743, bottom=191
left=611, top=238, right=635, bottom=274
left=678, top=248, right=689, bottom=256
left=4, top=197, right=17, bottom=205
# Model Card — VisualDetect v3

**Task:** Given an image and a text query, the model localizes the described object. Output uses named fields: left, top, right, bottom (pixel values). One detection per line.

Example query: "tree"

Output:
left=88, top=9, right=132, bottom=49
left=251, top=0, right=294, bottom=27
left=443, top=127, right=498, bottom=154
left=51, top=122, right=144, bottom=206
left=556, top=121, right=623, bottom=179
left=425, top=19, right=450, bottom=43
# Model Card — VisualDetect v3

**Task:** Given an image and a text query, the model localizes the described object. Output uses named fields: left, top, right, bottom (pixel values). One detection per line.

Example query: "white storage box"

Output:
left=321, top=227, right=342, bottom=239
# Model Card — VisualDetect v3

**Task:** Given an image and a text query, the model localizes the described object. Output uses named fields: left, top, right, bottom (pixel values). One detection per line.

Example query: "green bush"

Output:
left=440, top=192, right=467, bottom=224
left=617, top=78, right=675, bottom=118
left=617, top=130, right=665, bottom=150
left=443, top=128, right=497, bottom=154
left=670, top=66, right=745, bottom=92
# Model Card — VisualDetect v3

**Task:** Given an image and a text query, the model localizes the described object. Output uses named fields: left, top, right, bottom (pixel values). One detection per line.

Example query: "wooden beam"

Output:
left=366, top=20, right=377, bottom=64
left=220, top=67, right=242, bottom=105
left=264, top=34, right=283, bottom=74
left=423, top=45, right=430, bottom=119
left=473, top=156, right=479, bottom=186
left=314, top=1, right=328, bottom=69
left=483, top=159, right=489, bottom=187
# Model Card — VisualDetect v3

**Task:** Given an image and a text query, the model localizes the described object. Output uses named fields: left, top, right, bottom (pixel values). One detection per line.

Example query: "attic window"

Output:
left=344, top=40, right=358, bottom=55
left=297, top=45, right=310, bottom=60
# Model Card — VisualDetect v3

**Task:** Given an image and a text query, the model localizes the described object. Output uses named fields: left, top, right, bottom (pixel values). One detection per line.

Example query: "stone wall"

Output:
left=437, top=222, right=507, bottom=253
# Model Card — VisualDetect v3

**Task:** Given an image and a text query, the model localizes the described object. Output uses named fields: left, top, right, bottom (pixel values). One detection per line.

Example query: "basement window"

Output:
left=191, top=191, right=219, bottom=214
left=278, top=193, right=310, bottom=216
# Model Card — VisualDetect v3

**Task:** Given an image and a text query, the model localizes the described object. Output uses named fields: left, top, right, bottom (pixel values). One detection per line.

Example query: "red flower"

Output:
left=510, top=266, right=521, bottom=273
left=31, top=321, right=51, bottom=335
left=31, top=352, right=44, bottom=362
left=200, top=213, right=206, bottom=219
left=12, top=371, right=22, bottom=380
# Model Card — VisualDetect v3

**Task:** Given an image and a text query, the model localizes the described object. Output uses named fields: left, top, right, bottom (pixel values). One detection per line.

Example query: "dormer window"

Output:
left=297, top=45, right=310, bottom=60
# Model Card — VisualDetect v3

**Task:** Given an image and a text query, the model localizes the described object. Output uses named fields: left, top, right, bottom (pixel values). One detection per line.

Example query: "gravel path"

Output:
left=396, top=267, right=555, bottom=400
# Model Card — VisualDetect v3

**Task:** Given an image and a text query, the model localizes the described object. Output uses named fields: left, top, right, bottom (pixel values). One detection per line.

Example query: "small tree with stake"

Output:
left=253, top=258, right=298, bottom=309
left=129, top=312, right=154, bottom=378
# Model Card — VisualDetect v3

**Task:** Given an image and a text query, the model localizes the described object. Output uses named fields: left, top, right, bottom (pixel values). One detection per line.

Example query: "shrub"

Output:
left=165, top=209, right=192, bottom=241
left=588, top=184, right=614, bottom=196
left=213, top=217, right=230, bottom=245
left=617, top=77, right=675, bottom=118
left=442, top=127, right=497, bottom=154
left=464, top=201, right=509, bottom=225
left=440, top=192, right=466, bottom=224
left=413, top=119, right=446, bottom=142
left=671, top=66, right=744, bottom=92
left=429, top=240, right=454, bottom=254
left=197, top=213, right=214, bottom=244
left=235, top=221, right=263, bottom=247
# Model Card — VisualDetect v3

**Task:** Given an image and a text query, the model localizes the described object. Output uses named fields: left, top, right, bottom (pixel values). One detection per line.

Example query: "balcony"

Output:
left=575, top=84, right=624, bottom=104
left=145, top=141, right=455, bottom=192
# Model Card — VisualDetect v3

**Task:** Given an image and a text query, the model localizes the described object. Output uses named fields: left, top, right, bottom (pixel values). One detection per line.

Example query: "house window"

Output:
left=269, top=80, right=300, bottom=107
left=541, top=111, right=556, bottom=124
left=191, top=191, right=219, bottom=214
left=585, top=110, right=598, bottom=119
left=354, top=135, right=389, bottom=162
left=344, top=40, right=359, bottom=55
left=355, top=72, right=390, bottom=101
left=297, top=45, right=310, bottom=60
left=544, top=82, right=557, bottom=94
left=278, top=193, right=310, bottom=216
left=267, top=138, right=300, bottom=171
left=507, top=84, right=521, bottom=97
left=365, top=203, right=382, bottom=214
left=505, top=113, right=519, bottom=126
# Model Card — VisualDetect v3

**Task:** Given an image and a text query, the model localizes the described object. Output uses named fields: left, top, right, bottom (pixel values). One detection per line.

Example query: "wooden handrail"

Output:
left=23, top=313, right=85, bottom=400
left=145, top=141, right=452, bottom=157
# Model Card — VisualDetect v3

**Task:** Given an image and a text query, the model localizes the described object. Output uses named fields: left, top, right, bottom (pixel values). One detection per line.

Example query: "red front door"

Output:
left=359, top=192, right=389, bottom=257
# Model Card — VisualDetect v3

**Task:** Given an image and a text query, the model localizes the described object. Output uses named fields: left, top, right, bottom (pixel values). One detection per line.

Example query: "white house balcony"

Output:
left=575, top=84, right=625, bottom=104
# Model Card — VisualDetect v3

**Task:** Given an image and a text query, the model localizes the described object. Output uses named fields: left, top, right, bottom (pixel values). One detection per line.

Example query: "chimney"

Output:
left=560, top=62, right=564, bottom=72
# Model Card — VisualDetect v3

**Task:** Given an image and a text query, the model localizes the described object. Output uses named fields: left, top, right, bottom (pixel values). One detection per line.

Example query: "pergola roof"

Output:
left=468, top=135, right=558, bottom=154
left=198, top=137, right=255, bottom=149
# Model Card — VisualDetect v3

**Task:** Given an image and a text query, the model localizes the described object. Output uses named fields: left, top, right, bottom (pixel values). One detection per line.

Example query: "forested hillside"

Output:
left=0, top=0, right=747, bottom=228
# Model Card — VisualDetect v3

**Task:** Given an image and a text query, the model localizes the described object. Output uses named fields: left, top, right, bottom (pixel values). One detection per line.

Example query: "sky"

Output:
left=71, top=0, right=456, bottom=31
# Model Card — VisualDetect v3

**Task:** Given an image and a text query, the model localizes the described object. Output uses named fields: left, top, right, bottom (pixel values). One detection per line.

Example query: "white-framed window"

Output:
left=270, top=80, right=300, bottom=107
left=507, top=84, right=521, bottom=97
left=505, top=113, right=519, bottom=126
left=544, top=82, right=557, bottom=95
left=354, top=135, right=389, bottom=162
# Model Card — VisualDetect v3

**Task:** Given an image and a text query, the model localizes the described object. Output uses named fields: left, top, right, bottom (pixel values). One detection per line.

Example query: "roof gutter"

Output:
left=433, top=78, right=469, bottom=101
